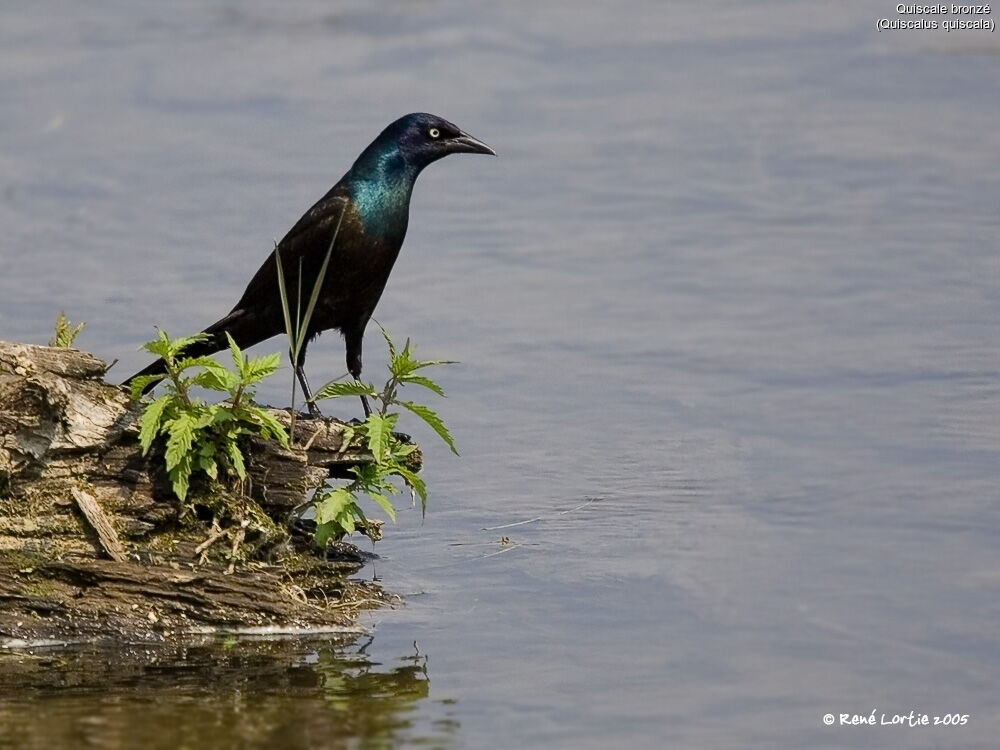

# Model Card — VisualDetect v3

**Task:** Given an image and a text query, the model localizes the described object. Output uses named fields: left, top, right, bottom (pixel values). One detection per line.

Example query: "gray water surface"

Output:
left=1, top=2, right=999, bottom=747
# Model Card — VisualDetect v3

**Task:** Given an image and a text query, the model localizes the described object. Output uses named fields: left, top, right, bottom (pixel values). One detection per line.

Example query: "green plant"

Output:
left=49, top=312, right=84, bottom=347
left=130, top=331, right=288, bottom=502
left=309, top=325, right=456, bottom=546
left=275, top=200, right=346, bottom=439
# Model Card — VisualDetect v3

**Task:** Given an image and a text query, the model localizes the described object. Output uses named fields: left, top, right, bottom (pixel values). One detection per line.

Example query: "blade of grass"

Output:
left=276, top=200, right=347, bottom=440
left=298, top=202, right=345, bottom=367
left=275, top=245, right=295, bottom=357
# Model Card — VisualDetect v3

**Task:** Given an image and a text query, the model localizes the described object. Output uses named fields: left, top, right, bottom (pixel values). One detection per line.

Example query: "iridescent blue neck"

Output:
left=348, top=145, right=420, bottom=240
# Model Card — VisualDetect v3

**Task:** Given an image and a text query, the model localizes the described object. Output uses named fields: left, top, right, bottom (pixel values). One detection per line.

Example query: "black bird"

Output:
left=125, top=113, right=494, bottom=415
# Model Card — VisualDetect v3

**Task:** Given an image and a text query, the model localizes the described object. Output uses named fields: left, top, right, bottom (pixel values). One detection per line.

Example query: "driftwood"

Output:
left=0, top=340, right=410, bottom=645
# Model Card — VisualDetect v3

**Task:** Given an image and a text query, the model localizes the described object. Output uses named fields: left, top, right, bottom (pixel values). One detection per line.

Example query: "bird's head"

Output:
left=356, top=113, right=495, bottom=177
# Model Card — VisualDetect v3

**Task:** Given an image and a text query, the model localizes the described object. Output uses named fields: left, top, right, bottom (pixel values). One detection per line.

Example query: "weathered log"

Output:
left=0, top=340, right=408, bottom=644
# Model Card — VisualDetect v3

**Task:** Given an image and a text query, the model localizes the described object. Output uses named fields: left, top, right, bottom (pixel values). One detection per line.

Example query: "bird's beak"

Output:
left=449, top=131, right=496, bottom=156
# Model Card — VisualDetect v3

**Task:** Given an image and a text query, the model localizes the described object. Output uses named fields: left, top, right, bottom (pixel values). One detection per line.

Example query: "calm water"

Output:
left=2, top=1, right=999, bottom=747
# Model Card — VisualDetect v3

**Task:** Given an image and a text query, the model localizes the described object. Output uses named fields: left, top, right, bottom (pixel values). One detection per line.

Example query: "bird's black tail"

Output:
left=122, top=310, right=248, bottom=396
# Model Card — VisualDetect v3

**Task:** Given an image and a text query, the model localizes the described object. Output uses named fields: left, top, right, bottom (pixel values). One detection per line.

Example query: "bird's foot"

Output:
left=305, top=401, right=323, bottom=419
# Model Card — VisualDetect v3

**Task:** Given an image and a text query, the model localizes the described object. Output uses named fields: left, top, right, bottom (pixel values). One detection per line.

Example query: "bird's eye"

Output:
left=428, top=128, right=440, bottom=139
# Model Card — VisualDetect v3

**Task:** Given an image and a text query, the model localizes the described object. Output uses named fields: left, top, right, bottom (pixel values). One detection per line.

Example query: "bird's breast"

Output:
left=349, top=176, right=413, bottom=244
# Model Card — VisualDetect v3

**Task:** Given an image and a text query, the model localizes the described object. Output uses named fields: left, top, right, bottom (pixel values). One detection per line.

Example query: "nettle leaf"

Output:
left=192, top=366, right=239, bottom=393
left=368, top=491, right=397, bottom=522
left=349, top=463, right=381, bottom=490
left=389, top=338, right=417, bottom=379
left=316, top=487, right=354, bottom=525
left=164, top=412, right=197, bottom=471
left=400, top=374, right=446, bottom=397
left=314, top=521, right=340, bottom=547
left=338, top=423, right=357, bottom=450
left=226, top=333, right=245, bottom=375
left=376, top=321, right=398, bottom=362
left=225, top=440, right=247, bottom=481
left=199, top=455, right=219, bottom=481
left=249, top=407, right=289, bottom=447
left=141, top=330, right=173, bottom=359
left=129, top=374, right=164, bottom=401
left=244, top=353, right=281, bottom=384
left=313, top=379, right=377, bottom=401
left=138, top=395, right=172, bottom=455
left=177, top=355, right=220, bottom=372
left=156, top=332, right=208, bottom=361
left=393, top=465, right=427, bottom=507
left=410, top=358, right=458, bottom=371
left=168, top=453, right=193, bottom=501
left=194, top=410, right=216, bottom=431
left=398, top=401, right=458, bottom=455
left=336, top=508, right=356, bottom=535
left=391, top=441, right=418, bottom=459
left=364, top=412, right=398, bottom=464
left=211, top=406, right=235, bottom=425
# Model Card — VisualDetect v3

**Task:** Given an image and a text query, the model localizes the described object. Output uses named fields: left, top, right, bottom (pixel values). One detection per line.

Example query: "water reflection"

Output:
left=0, top=637, right=457, bottom=749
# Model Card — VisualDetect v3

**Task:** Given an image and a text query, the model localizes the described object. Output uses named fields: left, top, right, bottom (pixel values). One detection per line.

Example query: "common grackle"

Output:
left=125, top=113, right=494, bottom=416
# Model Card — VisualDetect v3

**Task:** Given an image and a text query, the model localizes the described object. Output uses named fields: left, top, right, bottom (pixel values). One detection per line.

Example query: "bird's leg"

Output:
left=345, top=329, right=372, bottom=418
left=291, top=338, right=322, bottom=418
left=296, top=365, right=323, bottom=418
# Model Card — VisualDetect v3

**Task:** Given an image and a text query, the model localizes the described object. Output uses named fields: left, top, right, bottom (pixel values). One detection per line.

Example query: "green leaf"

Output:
left=398, top=401, right=458, bottom=455
left=316, top=487, right=354, bottom=524
left=364, top=412, right=397, bottom=464
left=390, top=337, right=414, bottom=378
left=376, top=320, right=397, bottom=362
left=248, top=407, right=290, bottom=448
left=410, top=358, right=458, bottom=371
left=138, top=395, right=172, bottom=455
left=312, top=379, right=377, bottom=401
left=50, top=312, right=85, bottom=348
left=392, top=465, right=427, bottom=506
left=314, top=521, right=336, bottom=546
left=192, top=366, right=239, bottom=393
left=400, top=374, right=446, bottom=397
left=177, top=355, right=221, bottom=372
left=164, top=412, right=197, bottom=471
left=192, top=409, right=216, bottom=430
left=314, top=521, right=341, bottom=547
left=225, top=440, right=247, bottom=481
left=226, top=332, right=244, bottom=375
left=209, top=405, right=235, bottom=425
left=168, top=453, right=193, bottom=501
left=129, top=374, right=165, bottom=401
left=140, top=331, right=171, bottom=360
left=391, top=441, right=418, bottom=458
left=147, top=332, right=208, bottom=361
left=336, top=508, right=356, bottom=535
left=243, top=352, right=281, bottom=384
left=198, top=455, right=219, bottom=481
left=348, top=463, right=381, bottom=491
left=367, top=491, right=397, bottom=522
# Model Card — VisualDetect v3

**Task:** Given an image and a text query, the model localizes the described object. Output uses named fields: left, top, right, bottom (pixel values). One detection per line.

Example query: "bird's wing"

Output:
left=230, top=188, right=352, bottom=314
